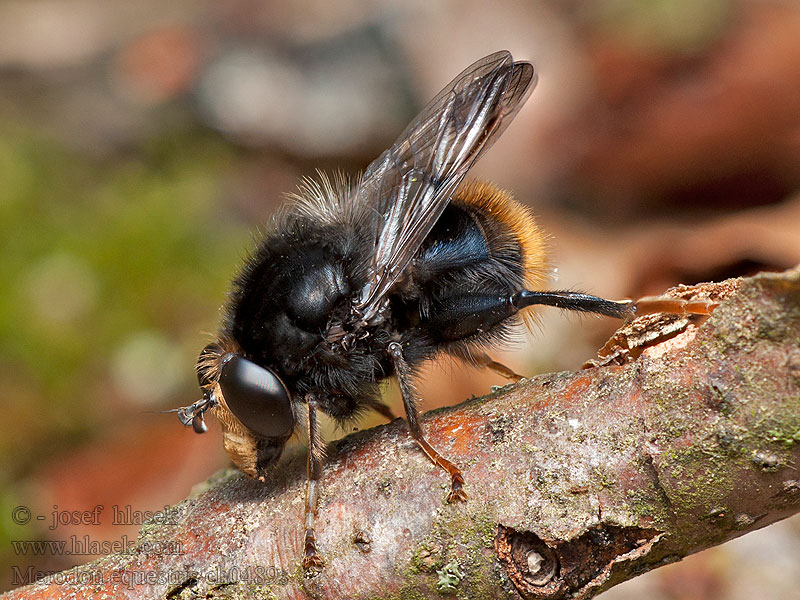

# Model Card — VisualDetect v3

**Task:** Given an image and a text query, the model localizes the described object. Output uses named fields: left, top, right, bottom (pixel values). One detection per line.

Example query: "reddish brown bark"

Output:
left=3, top=267, right=799, bottom=600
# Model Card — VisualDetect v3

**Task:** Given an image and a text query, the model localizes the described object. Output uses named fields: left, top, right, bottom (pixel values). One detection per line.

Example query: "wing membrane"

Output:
left=354, top=51, right=537, bottom=319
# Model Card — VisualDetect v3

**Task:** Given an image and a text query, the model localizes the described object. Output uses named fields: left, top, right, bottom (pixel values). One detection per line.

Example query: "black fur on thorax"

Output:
left=222, top=210, right=390, bottom=415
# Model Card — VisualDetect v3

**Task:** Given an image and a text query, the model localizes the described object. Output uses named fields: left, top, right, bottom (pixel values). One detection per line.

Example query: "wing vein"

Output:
left=354, top=51, right=537, bottom=321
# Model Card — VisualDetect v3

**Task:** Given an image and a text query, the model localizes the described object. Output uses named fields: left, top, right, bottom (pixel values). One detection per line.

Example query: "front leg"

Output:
left=302, top=393, right=325, bottom=570
left=388, top=342, right=467, bottom=503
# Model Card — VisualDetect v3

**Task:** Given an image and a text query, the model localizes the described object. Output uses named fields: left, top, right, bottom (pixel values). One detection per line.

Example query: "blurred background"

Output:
left=1, top=0, right=799, bottom=596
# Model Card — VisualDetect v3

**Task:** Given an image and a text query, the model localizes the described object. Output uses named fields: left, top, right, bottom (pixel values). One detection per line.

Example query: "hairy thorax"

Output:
left=225, top=224, right=391, bottom=412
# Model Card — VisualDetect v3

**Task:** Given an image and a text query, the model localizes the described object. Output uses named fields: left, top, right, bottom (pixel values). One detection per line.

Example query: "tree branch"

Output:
left=4, top=267, right=800, bottom=600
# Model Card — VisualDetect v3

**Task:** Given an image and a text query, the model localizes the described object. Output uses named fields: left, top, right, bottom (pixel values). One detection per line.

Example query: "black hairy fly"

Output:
left=177, top=51, right=714, bottom=569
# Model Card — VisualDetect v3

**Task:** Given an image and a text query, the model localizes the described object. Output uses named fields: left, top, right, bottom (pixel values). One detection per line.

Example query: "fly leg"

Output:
left=368, top=399, right=397, bottom=422
left=470, top=350, right=524, bottom=382
left=388, top=342, right=467, bottom=503
left=302, top=393, right=325, bottom=570
left=419, top=291, right=634, bottom=344
left=511, top=290, right=718, bottom=319
left=629, top=295, right=719, bottom=317
left=422, top=290, right=718, bottom=343
left=510, top=291, right=635, bottom=318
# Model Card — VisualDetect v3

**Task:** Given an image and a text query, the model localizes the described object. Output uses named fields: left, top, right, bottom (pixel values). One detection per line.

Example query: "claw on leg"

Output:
left=302, top=528, right=325, bottom=570
left=446, top=471, right=468, bottom=503
left=413, top=433, right=468, bottom=503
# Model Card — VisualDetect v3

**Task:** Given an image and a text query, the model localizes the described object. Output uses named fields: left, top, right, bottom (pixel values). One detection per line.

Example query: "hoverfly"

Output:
left=177, top=51, right=713, bottom=569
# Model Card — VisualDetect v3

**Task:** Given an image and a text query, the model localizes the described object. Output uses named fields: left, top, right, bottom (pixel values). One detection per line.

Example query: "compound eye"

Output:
left=218, top=356, right=294, bottom=438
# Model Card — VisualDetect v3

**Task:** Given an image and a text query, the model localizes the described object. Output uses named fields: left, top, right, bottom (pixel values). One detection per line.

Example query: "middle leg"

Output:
left=471, top=350, right=524, bottom=382
left=388, top=342, right=467, bottom=503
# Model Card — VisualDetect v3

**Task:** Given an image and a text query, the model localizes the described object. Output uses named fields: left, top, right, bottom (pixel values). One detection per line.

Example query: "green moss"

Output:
left=592, top=465, right=617, bottom=489
left=766, top=427, right=800, bottom=447
left=395, top=589, right=428, bottom=600
left=409, top=541, right=444, bottom=574
left=626, top=489, right=668, bottom=527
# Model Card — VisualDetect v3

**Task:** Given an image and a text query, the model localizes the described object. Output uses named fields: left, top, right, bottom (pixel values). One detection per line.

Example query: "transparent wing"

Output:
left=354, top=51, right=537, bottom=320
